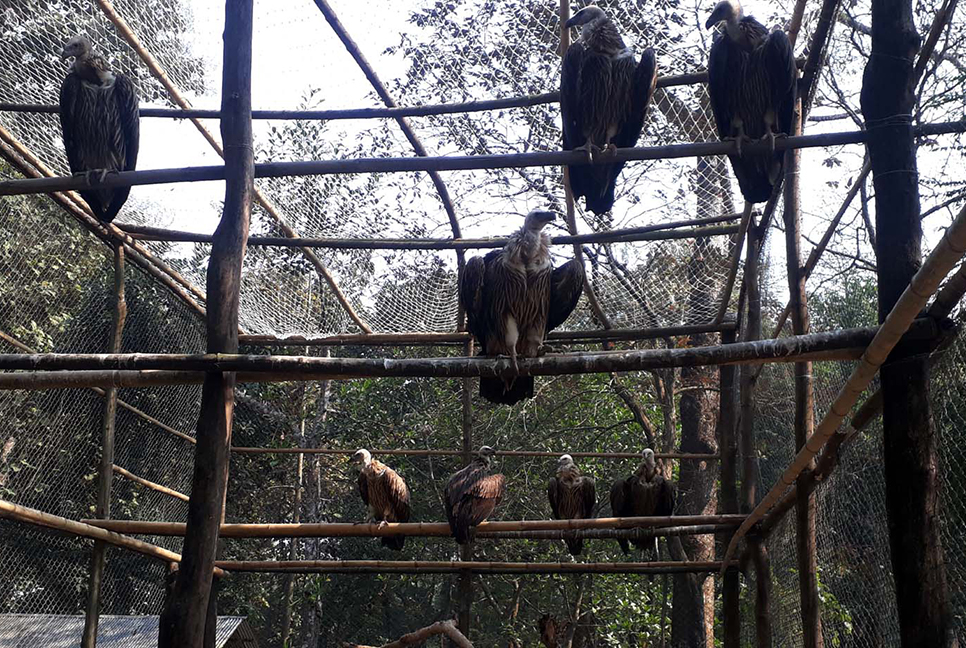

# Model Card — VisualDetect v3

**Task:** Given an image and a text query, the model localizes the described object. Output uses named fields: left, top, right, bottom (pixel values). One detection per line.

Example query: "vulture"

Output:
left=352, top=449, right=411, bottom=550
left=58, top=35, right=140, bottom=223
left=609, top=448, right=675, bottom=557
left=706, top=0, right=797, bottom=204
left=443, top=446, right=506, bottom=544
left=460, top=210, right=584, bottom=405
left=561, top=6, right=658, bottom=215
left=547, top=454, right=597, bottom=555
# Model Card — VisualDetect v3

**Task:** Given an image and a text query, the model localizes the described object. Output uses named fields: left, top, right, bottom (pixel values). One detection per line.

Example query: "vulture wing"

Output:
left=763, top=28, right=797, bottom=154
left=101, top=74, right=140, bottom=223
left=653, top=474, right=675, bottom=517
left=548, top=477, right=562, bottom=519
left=561, top=42, right=590, bottom=201
left=546, top=258, right=585, bottom=333
left=609, top=478, right=631, bottom=554
left=707, top=32, right=736, bottom=143
left=376, top=465, right=411, bottom=550
left=357, top=470, right=369, bottom=506
left=579, top=477, right=597, bottom=519
left=58, top=74, right=84, bottom=175
left=461, top=254, right=489, bottom=352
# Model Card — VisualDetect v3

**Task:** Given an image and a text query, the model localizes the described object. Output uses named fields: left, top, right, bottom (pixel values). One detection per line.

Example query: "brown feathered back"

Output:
left=358, top=458, right=411, bottom=550
left=609, top=460, right=674, bottom=554
left=444, top=457, right=506, bottom=544
left=548, top=461, right=597, bottom=555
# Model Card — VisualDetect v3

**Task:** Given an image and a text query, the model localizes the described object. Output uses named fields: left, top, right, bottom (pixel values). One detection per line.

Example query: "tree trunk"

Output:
left=861, top=0, right=952, bottom=643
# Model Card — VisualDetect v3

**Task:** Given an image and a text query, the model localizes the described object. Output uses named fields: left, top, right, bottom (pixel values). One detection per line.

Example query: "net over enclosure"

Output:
left=1, top=0, right=965, bottom=647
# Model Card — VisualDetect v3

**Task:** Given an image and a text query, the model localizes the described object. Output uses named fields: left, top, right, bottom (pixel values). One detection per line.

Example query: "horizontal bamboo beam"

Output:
left=477, top=523, right=736, bottom=541
left=0, top=499, right=224, bottom=577
left=0, top=60, right=808, bottom=123
left=118, top=214, right=740, bottom=250
left=113, top=464, right=190, bottom=502
left=0, top=319, right=938, bottom=385
left=238, top=321, right=737, bottom=347
left=80, top=514, right=747, bottom=538
left=2, top=123, right=964, bottom=198
left=211, top=559, right=728, bottom=574
left=228, top=447, right=719, bottom=460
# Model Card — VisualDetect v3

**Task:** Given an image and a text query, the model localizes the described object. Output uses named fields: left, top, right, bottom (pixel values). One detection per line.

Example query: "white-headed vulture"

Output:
left=352, top=449, right=411, bottom=550
left=58, top=35, right=140, bottom=223
left=443, top=446, right=506, bottom=544
left=548, top=454, right=597, bottom=555
left=706, top=0, right=796, bottom=204
left=561, top=6, right=658, bottom=215
left=609, top=448, right=675, bottom=557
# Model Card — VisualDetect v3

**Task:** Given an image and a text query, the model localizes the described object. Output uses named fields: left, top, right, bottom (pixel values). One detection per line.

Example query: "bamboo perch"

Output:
left=117, top=215, right=741, bottom=250
left=112, top=464, right=190, bottom=502
left=721, top=199, right=966, bottom=574
left=228, top=448, right=719, bottom=460
left=0, top=499, right=224, bottom=577
left=3, top=123, right=965, bottom=198
left=238, top=321, right=738, bottom=347
left=0, top=318, right=938, bottom=378
left=472, top=523, right=736, bottom=541
left=80, top=514, right=748, bottom=538
left=348, top=620, right=472, bottom=648
left=0, top=60, right=807, bottom=123
left=211, top=559, right=729, bottom=575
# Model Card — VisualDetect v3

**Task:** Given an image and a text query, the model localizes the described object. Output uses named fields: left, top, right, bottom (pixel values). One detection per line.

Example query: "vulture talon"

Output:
left=574, top=141, right=597, bottom=164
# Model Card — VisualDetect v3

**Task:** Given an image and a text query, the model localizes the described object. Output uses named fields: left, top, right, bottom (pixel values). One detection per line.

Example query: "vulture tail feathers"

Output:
left=617, top=538, right=631, bottom=555
left=565, top=537, right=584, bottom=556
left=381, top=534, right=406, bottom=551
left=480, top=376, right=534, bottom=405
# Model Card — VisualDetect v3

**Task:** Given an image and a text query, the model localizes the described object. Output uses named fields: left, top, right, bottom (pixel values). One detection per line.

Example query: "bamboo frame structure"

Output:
left=3, top=123, right=965, bottom=199
left=0, top=499, right=224, bottom=577
left=722, top=199, right=966, bottom=573
left=228, top=448, right=719, bottom=460
left=80, top=514, right=748, bottom=538
left=113, top=465, right=190, bottom=503
left=211, top=559, right=730, bottom=574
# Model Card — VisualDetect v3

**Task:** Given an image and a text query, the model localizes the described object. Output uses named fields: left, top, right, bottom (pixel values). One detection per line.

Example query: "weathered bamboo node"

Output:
left=2, top=123, right=964, bottom=198
left=80, top=514, right=748, bottom=538
left=0, top=318, right=938, bottom=384
left=0, top=499, right=224, bottom=577
left=229, top=447, right=719, bottom=460
left=212, top=559, right=731, bottom=575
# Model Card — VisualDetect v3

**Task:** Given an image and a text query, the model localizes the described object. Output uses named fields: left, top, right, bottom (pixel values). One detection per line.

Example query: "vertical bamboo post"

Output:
left=281, top=372, right=309, bottom=647
left=157, top=2, right=253, bottom=646
left=739, top=216, right=771, bottom=648
left=456, top=340, right=474, bottom=642
left=784, top=99, right=823, bottom=647
left=81, top=244, right=127, bottom=648
left=861, top=0, right=952, bottom=642
left=717, top=329, right=740, bottom=648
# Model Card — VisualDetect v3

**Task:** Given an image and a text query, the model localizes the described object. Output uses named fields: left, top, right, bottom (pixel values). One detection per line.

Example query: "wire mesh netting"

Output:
left=0, top=0, right=965, bottom=646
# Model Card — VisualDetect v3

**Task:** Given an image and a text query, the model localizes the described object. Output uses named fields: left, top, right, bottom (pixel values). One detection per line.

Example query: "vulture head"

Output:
left=705, top=0, right=742, bottom=29
left=476, top=445, right=497, bottom=465
left=557, top=453, right=575, bottom=468
left=351, top=448, right=373, bottom=468
left=524, top=209, right=557, bottom=232
left=566, top=5, right=607, bottom=30
left=60, top=35, right=92, bottom=60
left=641, top=448, right=657, bottom=472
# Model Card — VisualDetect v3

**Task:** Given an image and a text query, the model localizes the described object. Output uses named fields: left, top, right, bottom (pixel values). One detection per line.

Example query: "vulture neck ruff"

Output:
left=579, top=16, right=626, bottom=56
left=557, top=462, right=581, bottom=483
left=72, top=55, right=115, bottom=87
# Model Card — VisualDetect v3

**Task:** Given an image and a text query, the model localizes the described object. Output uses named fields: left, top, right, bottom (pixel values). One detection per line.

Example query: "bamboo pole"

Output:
left=158, top=3, right=252, bottom=645
left=799, top=0, right=844, bottom=115
left=3, top=123, right=966, bottom=199
left=95, top=0, right=372, bottom=334
left=238, top=321, right=737, bottom=348
left=80, top=514, right=748, bottom=538
left=721, top=200, right=966, bottom=573
left=783, top=100, right=823, bottom=648
left=0, top=319, right=937, bottom=377
left=116, top=220, right=739, bottom=251
left=229, top=448, right=720, bottom=460
left=82, top=244, right=127, bottom=648
left=113, top=464, right=190, bottom=503
left=458, top=339, right=474, bottom=639
left=0, top=499, right=224, bottom=577
left=481, top=523, right=736, bottom=541
left=718, top=328, right=740, bottom=648
left=348, top=620, right=473, bottom=648
left=212, top=559, right=728, bottom=575
left=714, top=201, right=755, bottom=323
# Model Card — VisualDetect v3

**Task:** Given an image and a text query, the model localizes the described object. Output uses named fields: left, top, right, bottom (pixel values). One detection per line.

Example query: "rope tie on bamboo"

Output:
left=869, top=52, right=916, bottom=64
left=864, top=113, right=914, bottom=130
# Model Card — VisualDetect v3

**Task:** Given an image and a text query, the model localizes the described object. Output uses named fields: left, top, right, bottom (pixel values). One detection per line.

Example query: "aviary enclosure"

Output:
left=0, top=0, right=963, bottom=646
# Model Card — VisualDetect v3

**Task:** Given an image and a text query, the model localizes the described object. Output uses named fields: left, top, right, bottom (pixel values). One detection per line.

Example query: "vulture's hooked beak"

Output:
left=704, top=12, right=720, bottom=29
left=533, top=210, right=557, bottom=224
left=565, top=7, right=601, bottom=28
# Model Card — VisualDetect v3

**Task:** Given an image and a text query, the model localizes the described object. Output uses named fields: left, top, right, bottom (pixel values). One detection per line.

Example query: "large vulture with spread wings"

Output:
left=548, top=454, right=597, bottom=555
left=58, top=36, right=140, bottom=223
left=444, top=446, right=506, bottom=544
left=561, top=6, right=658, bottom=215
left=609, top=448, right=675, bottom=557
left=460, top=210, right=584, bottom=405
left=706, top=0, right=796, bottom=204
left=352, top=449, right=411, bottom=550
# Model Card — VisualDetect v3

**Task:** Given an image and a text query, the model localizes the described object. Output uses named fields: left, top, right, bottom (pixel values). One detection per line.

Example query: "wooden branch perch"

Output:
left=345, top=620, right=472, bottom=648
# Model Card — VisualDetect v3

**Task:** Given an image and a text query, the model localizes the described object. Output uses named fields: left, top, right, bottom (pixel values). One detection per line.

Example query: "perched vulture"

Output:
left=609, top=448, right=675, bottom=557
left=460, top=210, right=584, bottom=405
left=58, top=35, right=140, bottom=223
left=443, top=446, right=506, bottom=544
left=547, top=454, right=597, bottom=555
left=352, top=449, right=411, bottom=550
left=561, top=6, right=658, bottom=215
left=706, top=0, right=796, bottom=204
